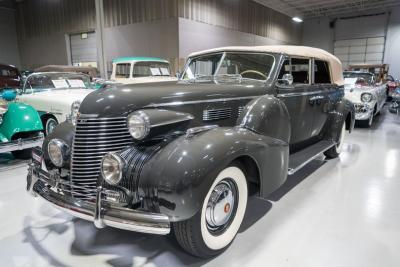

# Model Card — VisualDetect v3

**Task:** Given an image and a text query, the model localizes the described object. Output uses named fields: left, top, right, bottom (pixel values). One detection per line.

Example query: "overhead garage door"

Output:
left=334, top=37, right=385, bottom=69
left=70, top=32, right=97, bottom=67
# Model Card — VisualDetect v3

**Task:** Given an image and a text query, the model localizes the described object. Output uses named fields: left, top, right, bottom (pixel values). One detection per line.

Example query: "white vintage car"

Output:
left=110, top=57, right=177, bottom=84
left=344, top=71, right=386, bottom=127
left=17, top=72, right=95, bottom=134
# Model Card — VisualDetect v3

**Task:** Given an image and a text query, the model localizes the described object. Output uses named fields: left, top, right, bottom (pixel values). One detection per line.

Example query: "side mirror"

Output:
left=277, top=73, right=293, bottom=86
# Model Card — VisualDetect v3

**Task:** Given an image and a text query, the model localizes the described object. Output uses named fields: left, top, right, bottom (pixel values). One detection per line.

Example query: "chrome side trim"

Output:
left=146, top=96, right=259, bottom=107
left=277, top=90, right=324, bottom=98
left=150, top=115, right=194, bottom=127
left=186, top=125, right=219, bottom=138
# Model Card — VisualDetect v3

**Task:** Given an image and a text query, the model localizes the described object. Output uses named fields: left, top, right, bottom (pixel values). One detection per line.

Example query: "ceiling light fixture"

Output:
left=292, top=17, right=303, bottom=23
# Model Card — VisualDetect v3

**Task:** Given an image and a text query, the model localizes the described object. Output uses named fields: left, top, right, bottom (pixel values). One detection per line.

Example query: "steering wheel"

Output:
left=239, top=70, right=267, bottom=80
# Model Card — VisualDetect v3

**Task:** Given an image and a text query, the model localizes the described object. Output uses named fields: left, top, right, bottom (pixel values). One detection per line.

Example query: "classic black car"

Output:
left=27, top=45, right=355, bottom=258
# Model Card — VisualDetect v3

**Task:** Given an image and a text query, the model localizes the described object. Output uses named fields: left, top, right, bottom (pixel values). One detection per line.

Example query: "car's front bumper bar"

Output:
left=27, top=163, right=171, bottom=235
left=0, top=135, right=43, bottom=153
left=354, top=103, right=373, bottom=120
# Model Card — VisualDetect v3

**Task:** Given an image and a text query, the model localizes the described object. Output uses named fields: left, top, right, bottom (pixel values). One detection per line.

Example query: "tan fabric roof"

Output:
left=189, top=45, right=344, bottom=86
left=35, top=65, right=98, bottom=78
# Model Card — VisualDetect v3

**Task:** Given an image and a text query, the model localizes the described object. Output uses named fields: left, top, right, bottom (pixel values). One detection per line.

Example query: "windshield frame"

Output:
left=22, top=72, right=92, bottom=93
left=181, top=51, right=276, bottom=82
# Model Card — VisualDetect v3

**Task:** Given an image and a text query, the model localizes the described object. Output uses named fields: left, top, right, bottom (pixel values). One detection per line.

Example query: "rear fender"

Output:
left=324, top=98, right=355, bottom=142
left=139, top=127, right=288, bottom=222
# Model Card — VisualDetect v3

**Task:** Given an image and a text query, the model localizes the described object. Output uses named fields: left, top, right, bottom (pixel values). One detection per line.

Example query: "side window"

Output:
left=314, top=60, right=331, bottom=84
left=115, top=63, right=131, bottom=78
left=278, top=59, right=290, bottom=79
left=291, top=58, right=310, bottom=84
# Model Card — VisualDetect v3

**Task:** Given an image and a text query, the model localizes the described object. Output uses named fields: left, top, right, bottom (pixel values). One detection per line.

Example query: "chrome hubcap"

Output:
left=205, top=179, right=237, bottom=233
left=47, top=120, right=57, bottom=134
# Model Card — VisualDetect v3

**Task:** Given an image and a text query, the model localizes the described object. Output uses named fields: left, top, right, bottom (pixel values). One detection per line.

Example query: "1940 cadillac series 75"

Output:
left=27, top=46, right=355, bottom=258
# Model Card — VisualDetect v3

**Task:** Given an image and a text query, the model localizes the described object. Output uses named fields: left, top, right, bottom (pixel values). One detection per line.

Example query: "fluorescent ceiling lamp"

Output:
left=292, top=17, right=303, bottom=23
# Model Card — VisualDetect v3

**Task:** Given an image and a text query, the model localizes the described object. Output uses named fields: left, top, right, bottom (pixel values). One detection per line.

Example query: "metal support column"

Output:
left=95, top=0, right=107, bottom=79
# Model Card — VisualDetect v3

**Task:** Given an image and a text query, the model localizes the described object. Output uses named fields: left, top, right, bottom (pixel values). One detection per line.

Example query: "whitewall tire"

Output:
left=173, top=163, right=248, bottom=258
left=44, top=117, right=58, bottom=135
left=324, top=121, right=346, bottom=159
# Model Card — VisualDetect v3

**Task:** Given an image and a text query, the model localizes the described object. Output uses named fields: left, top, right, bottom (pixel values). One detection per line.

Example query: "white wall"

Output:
left=179, top=18, right=287, bottom=58
left=384, top=6, right=400, bottom=78
left=302, top=17, right=334, bottom=53
left=0, top=8, right=20, bottom=67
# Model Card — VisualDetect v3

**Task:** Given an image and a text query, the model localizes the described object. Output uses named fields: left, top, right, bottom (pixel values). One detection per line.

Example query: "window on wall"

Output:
left=314, top=60, right=331, bottom=84
left=291, top=58, right=310, bottom=84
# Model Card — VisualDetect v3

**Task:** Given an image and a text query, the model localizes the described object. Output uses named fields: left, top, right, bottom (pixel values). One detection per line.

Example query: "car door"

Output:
left=311, top=59, right=335, bottom=137
left=276, top=57, right=315, bottom=148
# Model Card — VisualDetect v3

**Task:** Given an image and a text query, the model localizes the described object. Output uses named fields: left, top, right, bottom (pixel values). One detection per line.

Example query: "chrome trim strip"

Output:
left=78, top=114, right=99, bottom=118
left=277, top=90, right=324, bottom=98
left=145, top=96, right=259, bottom=107
left=150, top=115, right=194, bottom=127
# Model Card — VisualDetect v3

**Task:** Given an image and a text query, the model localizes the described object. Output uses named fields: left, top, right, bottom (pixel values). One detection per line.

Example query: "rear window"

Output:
left=115, top=63, right=131, bottom=78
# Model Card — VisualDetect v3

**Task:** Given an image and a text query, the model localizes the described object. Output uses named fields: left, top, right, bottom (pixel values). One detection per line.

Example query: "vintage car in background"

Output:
left=385, top=74, right=399, bottom=97
left=389, top=87, right=400, bottom=115
left=35, top=65, right=98, bottom=80
left=110, top=57, right=177, bottom=84
left=0, top=89, right=43, bottom=158
left=27, top=46, right=354, bottom=258
left=17, top=72, right=95, bottom=135
left=0, top=63, right=21, bottom=89
left=344, top=71, right=386, bottom=127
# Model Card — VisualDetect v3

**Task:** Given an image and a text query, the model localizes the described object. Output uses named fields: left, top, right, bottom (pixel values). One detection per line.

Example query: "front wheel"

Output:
left=324, top=122, right=346, bottom=159
left=173, top=164, right=248, bottom=258
left=43, top=117, right=58, bottom=135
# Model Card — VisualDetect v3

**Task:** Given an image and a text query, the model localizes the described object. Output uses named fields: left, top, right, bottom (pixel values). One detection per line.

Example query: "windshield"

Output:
left=24, top=73, right=91, bottom=93
left=183, top=52, right=275, bottom=81
left=344, top=72, right=374, bottom=86
left=132, top=61, right=171, bottom=77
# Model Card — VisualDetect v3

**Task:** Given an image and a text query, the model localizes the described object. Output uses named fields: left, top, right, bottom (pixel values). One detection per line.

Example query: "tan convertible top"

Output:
left=189, top=45, right=344, bottom=86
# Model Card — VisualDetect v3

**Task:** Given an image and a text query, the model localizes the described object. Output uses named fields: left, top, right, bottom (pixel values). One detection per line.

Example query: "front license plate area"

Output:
left=32, top=147, right=43, bottom=165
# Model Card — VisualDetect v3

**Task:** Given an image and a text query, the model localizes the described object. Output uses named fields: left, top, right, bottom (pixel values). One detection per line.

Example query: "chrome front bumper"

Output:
left=27, top=163, right=170, bottom=235
left=354, top=103, right=373, bottom=120
left=0, top=135, right=43, bottom=153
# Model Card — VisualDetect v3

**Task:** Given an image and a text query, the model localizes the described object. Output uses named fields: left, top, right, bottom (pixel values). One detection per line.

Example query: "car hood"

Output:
left=79, top=80, right=267, bottom=117
left=28, top=89, right=94, bottom=101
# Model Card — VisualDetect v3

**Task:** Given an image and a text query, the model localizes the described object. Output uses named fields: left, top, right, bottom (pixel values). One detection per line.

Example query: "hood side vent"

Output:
left=203, top=108, right=232, bottom=121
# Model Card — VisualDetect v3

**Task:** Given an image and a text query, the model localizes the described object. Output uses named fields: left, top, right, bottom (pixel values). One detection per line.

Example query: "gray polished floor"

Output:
left=0, top=109, right=399, bottom=267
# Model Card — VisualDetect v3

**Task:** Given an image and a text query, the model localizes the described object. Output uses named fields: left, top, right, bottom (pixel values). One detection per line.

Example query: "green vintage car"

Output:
left=0, top=89, right=43, bottom=159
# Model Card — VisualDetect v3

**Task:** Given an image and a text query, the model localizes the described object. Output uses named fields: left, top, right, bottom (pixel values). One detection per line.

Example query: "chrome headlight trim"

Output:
left=47, top=139, right=69, bottom=167
left=101, top=153, right=125, bottom=185
left=361, top=93, right=373, bottom=103
left=127, top=111, right=151, bottom=140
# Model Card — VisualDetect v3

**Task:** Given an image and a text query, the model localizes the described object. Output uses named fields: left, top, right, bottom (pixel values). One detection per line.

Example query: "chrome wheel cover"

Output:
left=205, top=179, right=238, bottom=235
left=46, top=119, right=57, bottom=134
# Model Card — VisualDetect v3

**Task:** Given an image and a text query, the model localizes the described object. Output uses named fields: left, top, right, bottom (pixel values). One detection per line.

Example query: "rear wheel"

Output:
left=324, top=121, right=346, bottom=159
left=173, top=164, right=248, bottom=258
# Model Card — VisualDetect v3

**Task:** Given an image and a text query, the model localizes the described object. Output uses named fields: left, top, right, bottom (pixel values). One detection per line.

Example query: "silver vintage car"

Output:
left=344, top=71, right=386, bottom=127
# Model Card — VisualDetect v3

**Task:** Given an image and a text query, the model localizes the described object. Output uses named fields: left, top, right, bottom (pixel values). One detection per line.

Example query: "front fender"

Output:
left=324, top=98, right=355, bottom=141
left=0, top=102, right=43, bottom=140
left=138, top=127, right=288, bottom=222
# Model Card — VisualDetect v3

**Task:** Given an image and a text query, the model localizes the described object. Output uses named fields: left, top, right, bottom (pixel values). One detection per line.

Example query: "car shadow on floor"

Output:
left=0, top=153, right=28, bottom=171
left=22, top=159, right=327, bottom=267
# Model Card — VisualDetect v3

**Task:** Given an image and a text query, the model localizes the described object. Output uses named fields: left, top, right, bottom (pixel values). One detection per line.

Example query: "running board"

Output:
left=288, top=140, right=335, bottom=175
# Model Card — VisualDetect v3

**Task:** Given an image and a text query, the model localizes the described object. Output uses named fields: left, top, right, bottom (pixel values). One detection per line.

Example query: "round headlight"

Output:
left=48, top=139, right=69, bottom=167
left=101, top=153, right=124, bottom=185
left=127, top=111, right=150, bottom=140
left=361, top=93, right=373, bottom=102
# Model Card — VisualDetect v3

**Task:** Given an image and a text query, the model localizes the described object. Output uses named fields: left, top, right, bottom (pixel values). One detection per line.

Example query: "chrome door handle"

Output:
left=309, top=95, right=324, bottom=101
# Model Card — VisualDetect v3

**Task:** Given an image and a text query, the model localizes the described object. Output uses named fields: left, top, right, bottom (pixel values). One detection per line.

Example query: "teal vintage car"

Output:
left=0, top=89, right=43, bottom=159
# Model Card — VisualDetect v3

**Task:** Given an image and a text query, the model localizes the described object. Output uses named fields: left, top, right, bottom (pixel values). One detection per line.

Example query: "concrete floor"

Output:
left=0, top=108, right=399, bottom=267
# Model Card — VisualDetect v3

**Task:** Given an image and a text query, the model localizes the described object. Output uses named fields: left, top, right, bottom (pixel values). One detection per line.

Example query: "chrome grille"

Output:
left=238, top=106, right=245, bottom=116
left=71, top=116, right=134, bottom=200
left=203, top=108, right=232, bottom=121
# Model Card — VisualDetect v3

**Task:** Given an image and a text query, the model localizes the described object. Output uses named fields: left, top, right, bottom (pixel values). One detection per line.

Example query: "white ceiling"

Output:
left=255, top=0, right=400, bottom=19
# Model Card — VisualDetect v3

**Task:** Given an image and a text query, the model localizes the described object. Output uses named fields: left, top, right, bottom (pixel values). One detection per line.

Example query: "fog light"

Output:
left=101, top=153, right=124, bottom=185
